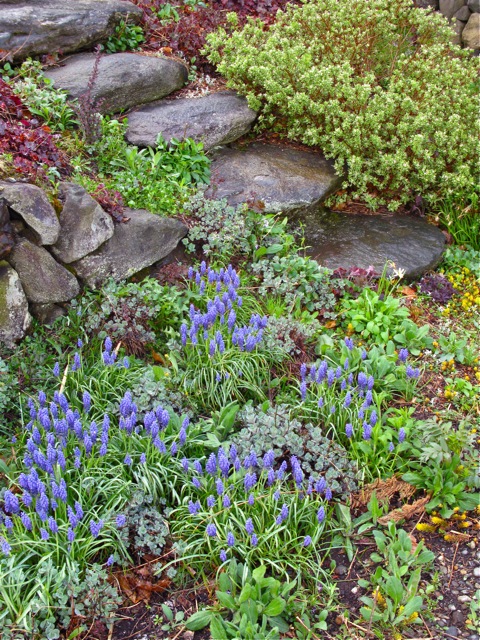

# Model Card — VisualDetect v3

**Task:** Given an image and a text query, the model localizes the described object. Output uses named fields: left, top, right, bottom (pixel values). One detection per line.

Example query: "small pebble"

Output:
left=451, top=610, right=465, bottom=626
left=473, top=566, right=480, bottom=578
left=446, top=626, right=459, bottom=639
left=458, top=594, right=471, bottom=603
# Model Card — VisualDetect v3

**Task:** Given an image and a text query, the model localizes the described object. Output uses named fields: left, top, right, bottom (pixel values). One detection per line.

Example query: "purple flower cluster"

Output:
left=0, top=339, right=189, bottom=558
left=181, top=264, right=267, bottom=358
left=299, top=341, right=412, bottom=447
left=183, top=445, right=330, bottom=557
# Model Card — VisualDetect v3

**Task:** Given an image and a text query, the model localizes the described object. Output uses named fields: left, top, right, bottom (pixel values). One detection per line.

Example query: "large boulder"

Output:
left=207, top=143, right=341, bottom=213
left=126, top=92, right=257, bottom=151
left=45, top=52, right=188, bottom=115
left=0, top=182, right=60, bottom=245
left=8, top=239, right=80, bottom=303
left=0, top=261, right=31, bottom=347
left=300, top=210, right=446, bottom=280
left=462, top=12, right=480, bottom=47
left=51, top=183, right=114, bottom=264
left=0, top=0, right=142, bottom=61
left=71, top=209, right=188, bottom=288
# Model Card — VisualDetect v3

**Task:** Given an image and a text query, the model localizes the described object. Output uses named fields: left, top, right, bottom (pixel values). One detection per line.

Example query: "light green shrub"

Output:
left=206, top=0, right=479, bottom=210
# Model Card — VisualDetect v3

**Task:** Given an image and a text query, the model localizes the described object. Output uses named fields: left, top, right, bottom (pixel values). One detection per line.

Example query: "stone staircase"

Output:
left=0, top=0, right=447, bottom=346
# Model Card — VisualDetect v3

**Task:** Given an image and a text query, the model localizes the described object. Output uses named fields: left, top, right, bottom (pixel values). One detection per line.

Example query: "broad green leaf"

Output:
left=238, top=583, right=253, bottom=604
left=384, top=576, right=404, bottom=605
left=264, top=597, right=286, bottom=617
left=185, top=609, right=212, bottom=630
left=161, top=604, right=174, bottom=621
left=252, top=565, right=267, bottom=582
left=216, top=590, right=237, bottom=610
left=393, top=595, right=423, bottom=625
left=210, top=614, right=228, bottom=640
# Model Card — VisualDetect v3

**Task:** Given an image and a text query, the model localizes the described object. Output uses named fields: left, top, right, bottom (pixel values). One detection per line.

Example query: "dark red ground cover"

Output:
left=0, top=79, right=71, bottom=180
left=130, top=0, right=299, bottom=71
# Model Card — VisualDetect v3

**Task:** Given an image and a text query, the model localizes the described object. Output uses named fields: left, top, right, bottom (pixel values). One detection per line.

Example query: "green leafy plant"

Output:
left=435, top=331, right=478, bottom=366
left=105, top=20, right=145, bottom=53
left=79, top=277, right=189, bottom=353
left=186, top=561, right=294, bottom=639
left=77, top=117, right=210, bottom=215
left=252, top=254, right=341, bottom=319
left=358, top=522, right=434, bottom=630
left=403, top=454, right=479, bottom=518
left=433, top=187, right=480, bottom=251
left=466, top=590, right=480, bottom=634
left=232, top=402, right=360, bottom=497
left=182, top=188, right=296, bottom=263
left=340, top=288, right=431, bottom=354
left=156, top=3, right=181, bottom=24
left=206, top=0, right=478, bottom=209
left=3, top=59, right=78, bottom=132
left=155, top=603, right=185, bottom=635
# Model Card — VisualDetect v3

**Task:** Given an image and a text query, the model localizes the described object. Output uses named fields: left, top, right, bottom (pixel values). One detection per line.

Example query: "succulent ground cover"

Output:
left=0, top=1, right=479, bottom=639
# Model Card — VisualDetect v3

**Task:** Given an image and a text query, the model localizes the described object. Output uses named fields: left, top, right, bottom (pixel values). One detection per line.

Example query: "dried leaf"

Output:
left=351, top=476, right=416, bottom=509
left=378, top=496, right=429, bottom=525
left=324, top=320, right=337, bottom=329
left=401, top=286, right=416, bottom=299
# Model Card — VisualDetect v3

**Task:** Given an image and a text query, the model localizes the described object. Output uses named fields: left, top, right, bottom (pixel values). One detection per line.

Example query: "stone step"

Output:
left=300, top=209, right=446, bottom=280
left=0, top=0, right=142, bottom=61
left=126, top=91, right=257, bottom=151
left=207, top=142, right=341, bottom=214
left=45, top=52, right=188, bottom=115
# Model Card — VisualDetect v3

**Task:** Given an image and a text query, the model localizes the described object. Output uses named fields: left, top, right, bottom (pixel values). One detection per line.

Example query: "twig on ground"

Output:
left=447, top=541, right=460, bottom=589
left=346, top=547, right=359, bottom=579
left=295, top=615, right=322, bottom=640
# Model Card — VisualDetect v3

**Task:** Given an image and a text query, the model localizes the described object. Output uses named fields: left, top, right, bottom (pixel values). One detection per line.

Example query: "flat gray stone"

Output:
left=30, top=302, right=67, bottom=325
left=0, top=0, right=142, bottom=61
left=451, top=18, right=466, bottom=44
left=126, top=91, right=257, bottom=150
left=454, top=5, right=472, bottom=20
left=45, top=52, right=188, bottom=115
left=51, top=183, right=114, bottom=264
left=8, top=239, right=80, bottom=303
left=207, top=143, right=341, bottom=214
left=0, top=261, right=31, bottom=347
left=300, top=210, right=446, bottom=280
left=462, top=12, right=480, bottom=47
left=0, top=182, right=60, bottom=245
left=439, top=0, right=466, bottom=19
left=415, top=0, right=439, bottom=8
left=467, top=0, right=480, bottom=13
left=71, top=209, right=188, bottom=288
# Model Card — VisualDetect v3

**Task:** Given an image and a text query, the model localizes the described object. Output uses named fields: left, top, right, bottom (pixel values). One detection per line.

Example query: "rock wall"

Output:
left=436, top=0, right=480, bottom=48
left=0, top=181, right=187, bottom=347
